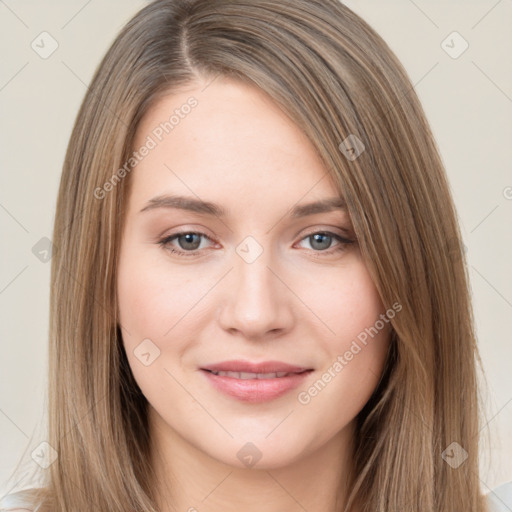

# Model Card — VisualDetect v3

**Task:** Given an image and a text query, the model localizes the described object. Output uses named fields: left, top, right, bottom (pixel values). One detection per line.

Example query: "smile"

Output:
left=200, top=368, right=313, bottom=403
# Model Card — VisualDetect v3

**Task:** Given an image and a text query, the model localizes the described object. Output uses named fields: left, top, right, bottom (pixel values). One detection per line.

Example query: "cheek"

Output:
left=312, top=261, right=386, bottom=345
left=293, top=266, right=390, bottom=435
left=309, top=261, right=390, bottom=393
left=116, top=249, right=180, bottom=378
left=117, top=253, right=166, bottom=341
left=116, top=249, right=193, bottom=400
left=118, top=245, right=187, bottom=336
left=117, top=246, right=216, bottom=362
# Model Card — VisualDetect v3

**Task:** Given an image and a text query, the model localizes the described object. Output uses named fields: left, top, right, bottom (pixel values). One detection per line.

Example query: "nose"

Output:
left=217, top=246, right=295, bottom=340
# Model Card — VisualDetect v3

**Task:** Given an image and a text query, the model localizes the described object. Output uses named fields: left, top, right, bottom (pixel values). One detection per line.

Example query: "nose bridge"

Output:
left=218, top=236, right=291, bottom=337
left=236, top=248, right=275, bottom=303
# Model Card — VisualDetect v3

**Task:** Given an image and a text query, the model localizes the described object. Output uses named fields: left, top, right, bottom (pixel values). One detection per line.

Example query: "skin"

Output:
left=116, top=76, right=391, bottom=512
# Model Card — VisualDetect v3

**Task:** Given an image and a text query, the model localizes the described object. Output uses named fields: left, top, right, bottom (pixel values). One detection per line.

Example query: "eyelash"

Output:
left=157, top=230, right=355, bottom=258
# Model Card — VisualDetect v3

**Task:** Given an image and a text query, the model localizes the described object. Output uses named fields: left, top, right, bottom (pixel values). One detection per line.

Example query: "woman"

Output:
left=1, top=0, right=510, bottom=511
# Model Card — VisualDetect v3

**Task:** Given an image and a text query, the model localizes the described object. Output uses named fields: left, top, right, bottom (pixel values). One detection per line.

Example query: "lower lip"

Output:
left=201, top=369, right=312, bottom=403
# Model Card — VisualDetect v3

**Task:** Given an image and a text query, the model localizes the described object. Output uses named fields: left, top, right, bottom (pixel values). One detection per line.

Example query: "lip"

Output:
left=200, top=360, right=313, bottom=403
left=201, top=360, right=311, bottom=374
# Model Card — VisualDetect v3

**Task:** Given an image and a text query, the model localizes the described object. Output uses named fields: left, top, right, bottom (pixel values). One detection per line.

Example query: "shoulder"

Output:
left=0, top=487, right=40, bottom=511
left=485, top=481, right=512, bottom=512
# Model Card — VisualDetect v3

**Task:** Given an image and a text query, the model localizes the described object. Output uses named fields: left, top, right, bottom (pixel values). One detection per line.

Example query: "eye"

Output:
left=158, top=229, right=355, bottom=258
left=295, top=231, right=355, bottom=255
left=158, top=231, right=215, bottom=257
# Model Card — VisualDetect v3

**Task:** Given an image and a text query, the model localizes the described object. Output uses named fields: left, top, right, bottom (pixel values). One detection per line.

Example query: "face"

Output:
left=116, top=76, right=391, bottom=470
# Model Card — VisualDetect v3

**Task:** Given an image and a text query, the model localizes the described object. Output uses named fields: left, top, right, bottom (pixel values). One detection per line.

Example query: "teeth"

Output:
left=210, top=370, right=290, bottom=379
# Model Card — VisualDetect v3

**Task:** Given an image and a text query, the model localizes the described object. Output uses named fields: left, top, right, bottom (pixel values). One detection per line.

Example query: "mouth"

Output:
left=199, top=362, right=314, bottom=403
left=200, top=359, right=312, bottom=374
left=202, top=369, right=311, bottom=379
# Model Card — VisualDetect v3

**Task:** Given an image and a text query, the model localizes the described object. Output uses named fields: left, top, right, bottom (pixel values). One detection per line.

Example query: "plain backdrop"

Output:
left=1, top=0, right=511, bottom=499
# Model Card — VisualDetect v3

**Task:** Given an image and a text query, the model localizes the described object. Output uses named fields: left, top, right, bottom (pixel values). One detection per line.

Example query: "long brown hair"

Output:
left=2, top=1, right=491, bottom=510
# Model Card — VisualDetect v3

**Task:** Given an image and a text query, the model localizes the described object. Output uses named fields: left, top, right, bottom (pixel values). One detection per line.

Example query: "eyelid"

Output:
left=157, top=225, right=217, bottom=244
left=297, top=224, right=354, bottom=239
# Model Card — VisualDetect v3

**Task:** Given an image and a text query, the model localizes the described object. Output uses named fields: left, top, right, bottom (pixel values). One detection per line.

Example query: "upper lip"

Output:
left=201, top=360, right=312, bottom=374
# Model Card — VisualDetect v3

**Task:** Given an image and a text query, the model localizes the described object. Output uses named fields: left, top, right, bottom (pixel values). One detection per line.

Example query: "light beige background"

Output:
left=1, top=0, right=511, bottom=499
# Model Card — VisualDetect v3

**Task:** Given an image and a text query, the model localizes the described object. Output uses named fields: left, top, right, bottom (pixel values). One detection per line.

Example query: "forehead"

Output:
left=128, top=77, right=341, bottom=214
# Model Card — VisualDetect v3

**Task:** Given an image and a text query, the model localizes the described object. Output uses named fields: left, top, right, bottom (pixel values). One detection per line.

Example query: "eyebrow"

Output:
left=139, top=194, right=347, bottom=218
